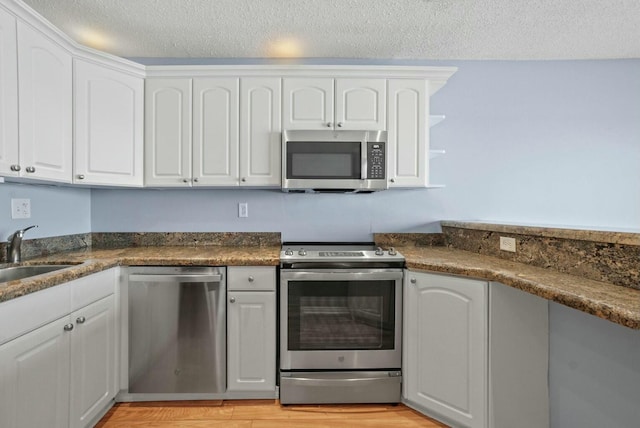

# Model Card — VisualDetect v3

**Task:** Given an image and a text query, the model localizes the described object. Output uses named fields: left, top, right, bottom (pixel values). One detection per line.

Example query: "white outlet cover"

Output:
left=11, top=198, right=31, bottom=219
left=499, top=236, right=516, bottom=252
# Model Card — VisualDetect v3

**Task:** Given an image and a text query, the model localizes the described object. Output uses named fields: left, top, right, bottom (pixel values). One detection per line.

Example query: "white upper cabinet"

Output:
left=193, top=78, right=239, bottom=186
left=239, top=77, right=281, bottom=187
left=387, top=79, right=429, bottom=188
left=283, top=78, right=386, bottom=131
left=74, top=59, right=144, bottom=186
left=144, top=78, right=193, bottom=186
left=0, top=7, right=19, bottom=177
left=17, top=21, right=72, bottom=183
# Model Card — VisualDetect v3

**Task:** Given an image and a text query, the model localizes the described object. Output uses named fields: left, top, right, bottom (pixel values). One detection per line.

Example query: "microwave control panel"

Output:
left=367, top=142, right=386, bottom=179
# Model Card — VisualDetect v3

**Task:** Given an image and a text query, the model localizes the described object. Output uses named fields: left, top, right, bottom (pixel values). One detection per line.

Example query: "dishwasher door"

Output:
left=128, top=266, right=226, bottom=395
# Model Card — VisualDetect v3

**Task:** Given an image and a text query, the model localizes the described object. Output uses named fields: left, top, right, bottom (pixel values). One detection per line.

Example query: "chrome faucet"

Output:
left=7, top=225, right=38, bottom=263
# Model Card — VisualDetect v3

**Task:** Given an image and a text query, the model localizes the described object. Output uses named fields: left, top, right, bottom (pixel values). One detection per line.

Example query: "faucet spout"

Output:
left=7, top=225, right=38, bottom=263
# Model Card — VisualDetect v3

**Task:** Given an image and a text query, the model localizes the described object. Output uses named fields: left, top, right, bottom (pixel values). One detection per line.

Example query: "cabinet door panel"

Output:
left=227, top=291, right=276, bottom=391
left=282, top=78, right=333, bottom=130
left=74, top=59, right=143, bottom=186
left=405, top=271, right=487, bottom=428
left=17, top=22, right=72, bottom=183
left=145, top=78, right=192, bottom=186
left=0, top=317, right=71, bottom=428
left=193, top=78, right=239, bottom=186
left=0, top=7, right=19, bottom=176
left=239, top=77, right=281, bottom=186
left=70, top=295, right=115, bottom=428
left=387, top=79, right=428, bottom=187
left=336, top=78, right=386, bottom=130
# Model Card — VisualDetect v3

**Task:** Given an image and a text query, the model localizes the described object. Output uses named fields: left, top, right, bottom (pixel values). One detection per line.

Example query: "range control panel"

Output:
left=367, top=142, right=386, bottom=180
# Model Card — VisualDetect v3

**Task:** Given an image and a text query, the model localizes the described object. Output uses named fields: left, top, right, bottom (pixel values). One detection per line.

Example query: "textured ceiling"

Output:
left=19, top=0, right=640, bottom=61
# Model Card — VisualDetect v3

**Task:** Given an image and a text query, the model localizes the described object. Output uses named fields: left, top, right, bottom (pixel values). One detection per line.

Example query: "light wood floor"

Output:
left=95, top=400, right=449, bottom=427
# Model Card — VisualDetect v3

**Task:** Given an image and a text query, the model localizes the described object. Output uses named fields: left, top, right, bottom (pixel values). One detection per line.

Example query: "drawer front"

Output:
left=0, top=282, right=71, bottom=345
left=228, top=266, right=275, bottom=291
left=71, top=268, right=117, bottom=311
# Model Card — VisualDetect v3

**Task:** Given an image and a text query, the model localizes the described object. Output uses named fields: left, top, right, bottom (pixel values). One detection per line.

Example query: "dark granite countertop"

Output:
left=0, top=246, right=280, bottom=303
left=400, top=246, right=640, bottom=330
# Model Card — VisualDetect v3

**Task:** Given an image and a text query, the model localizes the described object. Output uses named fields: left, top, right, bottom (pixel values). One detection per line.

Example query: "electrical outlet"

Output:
left=11, top=198, right=31, bottom=219
left=499, top=236, right=516, bottom=252
left=238, top=203, right=248, bottom=218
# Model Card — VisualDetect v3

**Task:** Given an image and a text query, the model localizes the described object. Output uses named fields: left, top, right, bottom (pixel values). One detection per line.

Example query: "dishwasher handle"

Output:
left=129, top=273, right=223, bottom=283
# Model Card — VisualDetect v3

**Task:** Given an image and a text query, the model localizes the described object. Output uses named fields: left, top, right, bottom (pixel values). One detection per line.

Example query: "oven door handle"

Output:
left=281, top=372, right=402, bottom=387
left=280, top=270, right=403, bottom=281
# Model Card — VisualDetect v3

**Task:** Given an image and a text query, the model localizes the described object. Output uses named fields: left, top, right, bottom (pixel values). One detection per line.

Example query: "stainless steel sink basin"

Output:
left=0, top=265, right=75, bottom=283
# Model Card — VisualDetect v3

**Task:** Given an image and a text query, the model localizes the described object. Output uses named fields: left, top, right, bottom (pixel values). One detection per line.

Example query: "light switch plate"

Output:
left=11, top=198, right=31, bottom=219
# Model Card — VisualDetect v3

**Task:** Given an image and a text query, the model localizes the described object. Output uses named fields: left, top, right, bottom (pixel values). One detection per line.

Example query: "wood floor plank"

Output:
left=96, top=400, right=450, bottom=427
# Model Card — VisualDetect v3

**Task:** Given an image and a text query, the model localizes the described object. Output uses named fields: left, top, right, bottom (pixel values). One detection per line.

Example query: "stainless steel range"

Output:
left=279, top=243, right=404, bottom=404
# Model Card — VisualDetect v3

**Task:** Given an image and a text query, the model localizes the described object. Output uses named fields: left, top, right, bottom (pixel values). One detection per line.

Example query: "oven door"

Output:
left=280, top=269, right=403, bottom=370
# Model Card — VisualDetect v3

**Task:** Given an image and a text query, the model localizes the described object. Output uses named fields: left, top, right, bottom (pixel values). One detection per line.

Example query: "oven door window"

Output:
left=286, top=142, right=361, bottom=179
left=287, top=280, right=395, bottom=350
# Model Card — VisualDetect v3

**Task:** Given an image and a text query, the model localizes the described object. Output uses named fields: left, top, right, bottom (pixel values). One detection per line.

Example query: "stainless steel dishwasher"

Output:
left=127, top=266, right=226, bottom=397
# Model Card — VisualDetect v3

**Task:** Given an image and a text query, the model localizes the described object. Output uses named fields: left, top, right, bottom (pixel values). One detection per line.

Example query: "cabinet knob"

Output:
left=230, top=297, right=236, bottom=303
left=326, top=122, right=332, bottom=128
left=10, top=164, right=21, bottom=172
left=183, top=178, right=190, bottom=183
left=410, top=278, right=417, bottom=284
left=76, top=316, right=86, bottom=324
left=241, top=177, right=246, bottom=182
left=390, top=178, right=395, bottom=183
left=77, top=174, right=85, bottom=180
left=25, top=166, right=36, bottom=173
left=63, top=323, right=74, bottom=331
left=193, top=178, right=199, bottom=183
left=248, top=276, right=254, bottom=282
left=337, top=122, right=343, bottom=128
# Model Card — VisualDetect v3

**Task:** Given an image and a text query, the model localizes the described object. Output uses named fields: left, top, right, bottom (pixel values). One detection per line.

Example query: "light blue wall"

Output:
left=0, top=182, right=91, bottom=240
left=91, top=59, right=640, bottom=237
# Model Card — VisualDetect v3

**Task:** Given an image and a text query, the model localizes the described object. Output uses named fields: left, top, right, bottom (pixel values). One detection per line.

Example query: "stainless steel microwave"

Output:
left=281, top=130, right=388, bottom=193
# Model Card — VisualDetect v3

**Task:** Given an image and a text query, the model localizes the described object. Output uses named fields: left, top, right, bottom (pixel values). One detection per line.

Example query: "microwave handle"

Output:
left=361, top=139, right=368, bottom=180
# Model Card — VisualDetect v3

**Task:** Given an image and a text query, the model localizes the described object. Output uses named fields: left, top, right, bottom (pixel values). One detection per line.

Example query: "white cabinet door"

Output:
left=193, top=78, right=239, bottom=186
left=69, top=295, right=116, bottom=428
left=404, top=271, right=487, bottom=428
left=239, top=77, right=281, bottom=187
left=17, top=22, right=72, bottom=183
left=227, top=291, right=276, bottom=392
left=0, top=317, right=71, bottom=428
left=74, top=59, right=144, bottom=186
left=387, top=79, right=429, bottom=188
left=335, top=78, right=386, bottom=130
left=0, top=7, right=19, bottom=177
left=145, top=78, right=192, bottom=186
left=282, top=77, right=334, bottom=130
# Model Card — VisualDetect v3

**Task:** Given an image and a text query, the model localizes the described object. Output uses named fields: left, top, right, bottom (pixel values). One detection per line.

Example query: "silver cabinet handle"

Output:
left=248, top=276, right=254, bottom=282
left=229, top=297, right=236, bottom=303
left=25, top=166, right=36, bottom=173
left=337, top=122, right=343, bottom=128
left=410, top=278, right=417, bottom=284
left=10, top=164, right=20, bottom=171
left=76, top=316, right=86, bottom=324
left=77, top=174, right=85, bottom=180
left=64, top=323, right=74, bottom=331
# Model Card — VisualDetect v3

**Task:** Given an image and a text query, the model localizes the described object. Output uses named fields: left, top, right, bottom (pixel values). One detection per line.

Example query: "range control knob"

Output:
left=388, top=247, right=397, bottom=256
left=298, top=249, right=307, bottom=256
left=375, top=247, right=385, bottom=256
left=284, top=248, right=294, bottom=256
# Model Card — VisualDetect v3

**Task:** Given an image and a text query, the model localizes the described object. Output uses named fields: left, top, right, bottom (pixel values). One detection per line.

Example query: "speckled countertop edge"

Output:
left=400, top=246, right=640, bottom=330
left=440, top=221, right=640, bottom=246
left=0, top=246, right=280, bottom=303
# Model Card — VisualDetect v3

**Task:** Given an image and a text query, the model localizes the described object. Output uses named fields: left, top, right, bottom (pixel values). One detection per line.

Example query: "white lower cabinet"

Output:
left=403, top=270, right=488, bottom=428
left=0, top=269, right=118, bottom=428
left=226, top=266, right=276, bottom=393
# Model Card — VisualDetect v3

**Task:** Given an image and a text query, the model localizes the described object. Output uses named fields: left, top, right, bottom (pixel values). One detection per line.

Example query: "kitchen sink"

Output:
left=0, top=265, right=75, bottom=283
